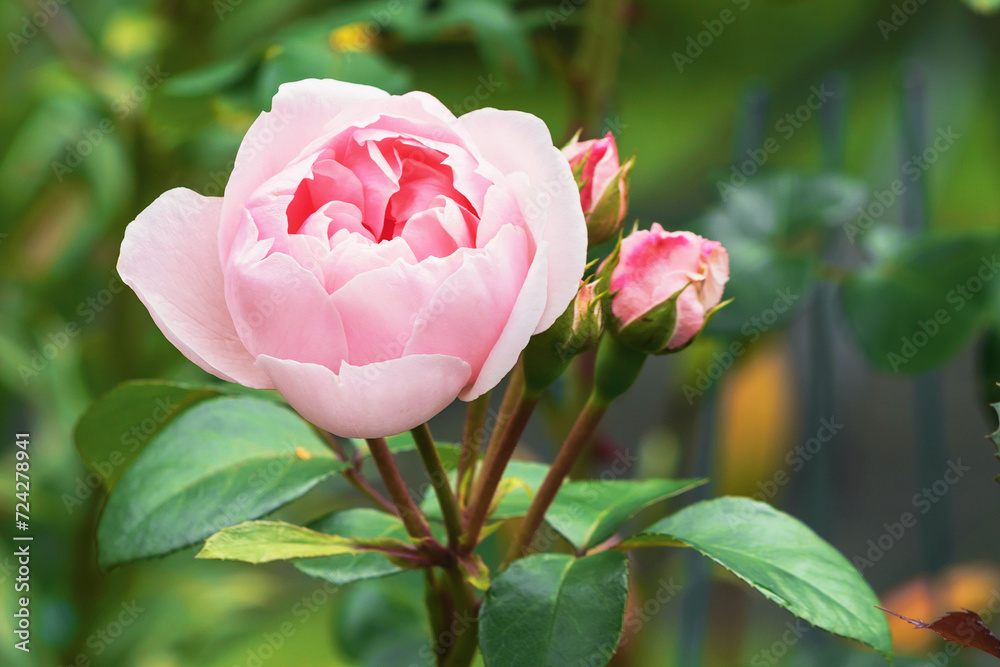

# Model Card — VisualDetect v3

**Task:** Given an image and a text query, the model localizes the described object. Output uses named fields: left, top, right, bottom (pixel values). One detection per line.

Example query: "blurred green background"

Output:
left=4, top=0, right=1000, bottom=664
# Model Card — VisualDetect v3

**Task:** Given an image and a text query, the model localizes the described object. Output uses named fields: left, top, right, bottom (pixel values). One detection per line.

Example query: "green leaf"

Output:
left=163, top=54, right=258, bottom=97
left=624, top=497, right=893, bottom=659
left=197, top=520, right=363, bottom=563
left=97, top=396, right=347, bottom=569
left=545, top=478, right=706, bottom=551
left=479, top=552, right=629, bottom=667
left=294, top=509, right=410, bottom=585
left=74, top=380, right=226, bottom=491
left=420, top=460, right=550, bottom=522
left=840, top=232, right=1000, bottom=374
left=702, top=172, right=865, bottom=338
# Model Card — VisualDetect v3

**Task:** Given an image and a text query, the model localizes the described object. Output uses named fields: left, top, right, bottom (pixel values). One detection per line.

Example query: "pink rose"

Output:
left=607, top=224, right=729, bottom=351
left=562, top=132, right=632, bottom=244
left=118, top=79, right=586, bottom=438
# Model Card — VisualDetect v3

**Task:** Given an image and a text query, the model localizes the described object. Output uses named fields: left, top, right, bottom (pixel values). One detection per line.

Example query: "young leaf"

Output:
left=479, top=552, right=629, bottom=667
left=623, top=496, right=893, bottom=659
left=294, top=509, right=412, bottom=586
left=545, top=478, right=706, bottom=551
left=198, top=520, right=363, bottom=563
left=878, top=607, right=1000, bottom=658
left=420, top=460, right=550, bottom=522
left=97, top=396, right=347, bottom=569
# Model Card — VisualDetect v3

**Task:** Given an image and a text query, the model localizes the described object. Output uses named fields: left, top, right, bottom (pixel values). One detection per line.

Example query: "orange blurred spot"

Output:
left=714, top=337, right=797, bottom=499
left=881, top=562, right=1000, bottom=655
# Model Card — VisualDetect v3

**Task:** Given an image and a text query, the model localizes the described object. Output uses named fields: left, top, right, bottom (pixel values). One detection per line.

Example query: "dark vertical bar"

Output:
left=677, top=385, right=717, bottom=667
left=901, top=63, right=952, bottom=572
left=803, top=71, right=848, bottom=540
left=678, top=87, right=770, bottom=667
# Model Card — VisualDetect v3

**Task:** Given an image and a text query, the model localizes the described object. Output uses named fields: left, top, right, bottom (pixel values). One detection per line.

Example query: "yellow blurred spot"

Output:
left=102, top=12, right=164, bottom=60
left=295, top=446, right=312, bottom=460
left=329, top=23, right=375, bottom=53
left=714, top=337, right=797, bottom=498
left=263, top=45, right=283, bottom=61
left=881, top=561, right=1000, bottom=655
left=964, top=0, right=1000, bottom=15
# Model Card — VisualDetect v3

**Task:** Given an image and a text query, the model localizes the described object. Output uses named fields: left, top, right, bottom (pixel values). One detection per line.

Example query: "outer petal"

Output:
left=220, top=79, right=390, bottom=261
left=455, top=108, right=586, bottom=332
left=255, top=354, right=472, bottom=438
left=118, top=188, right=272, bottom=388
left=460, top=242, right=550, bottom=400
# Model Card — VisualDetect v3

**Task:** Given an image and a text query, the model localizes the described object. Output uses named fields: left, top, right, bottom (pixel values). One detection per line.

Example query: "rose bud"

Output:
left=522, top=279, right=604, bottom=393
left=602, top=224, right=730, bottom=355
left=118, top=79, right=587, bottom=438
left=562, top=131, right=634, bottom=245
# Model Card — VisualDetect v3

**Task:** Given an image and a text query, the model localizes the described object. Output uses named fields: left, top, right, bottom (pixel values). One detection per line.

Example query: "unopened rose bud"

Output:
left=522, top=279, right=605, bottom=394
left=562, top=132, right=634, bottom=245
left=600, top=224, right=730, bottom=355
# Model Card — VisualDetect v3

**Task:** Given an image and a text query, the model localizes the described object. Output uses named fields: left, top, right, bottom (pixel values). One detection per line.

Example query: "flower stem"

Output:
left=461, top=388, right=540, bottom=553
left=412, top=423, right=464, bottom=549
left=502, top=395, right=608, bottom=566
left=364, top=437, right=433, bottom=540
left=318, top=430, right=396, bottom=514
left=456, top=392, right=491, bottom=505
left=440, top=566, right=480, bottom=667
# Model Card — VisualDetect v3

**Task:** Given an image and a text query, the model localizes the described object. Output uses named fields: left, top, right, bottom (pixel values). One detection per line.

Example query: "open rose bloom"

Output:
left=118, top=79, right=586, bottom=437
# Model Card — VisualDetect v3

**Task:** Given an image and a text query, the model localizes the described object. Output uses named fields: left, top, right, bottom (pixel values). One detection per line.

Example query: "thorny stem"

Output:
left=502, top=395, right=609, bottom=567
left=364, top=437, right=434, bottom=541
left=318, top=431, right=396, bottom=515
left=461, top=389, right=541, bottom=553
left=456, top=391, right=491, bottom=506
left=412, top=423, right=465, bottom=549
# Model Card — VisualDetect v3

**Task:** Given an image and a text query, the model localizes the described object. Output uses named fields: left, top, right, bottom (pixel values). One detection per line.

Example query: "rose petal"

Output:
left=255, top=354, right=472, bottom=438
left=456, top=108, right=586, bottom=332
left=460, top=241, right=550, bottom=400
left=404, top=224, right=530, bottom=378
left=668, top=289, right=708, bottom=350
left=220, top=79, right=390, bottom=262
left=118, top=188, right=271, bottom=388
left=330, top=253, right=468, bottom=366
left=225, top=240, right=350, bottom=370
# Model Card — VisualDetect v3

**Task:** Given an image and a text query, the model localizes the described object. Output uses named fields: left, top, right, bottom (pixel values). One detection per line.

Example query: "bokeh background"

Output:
left=3, top=0, right=1000, bottom=665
